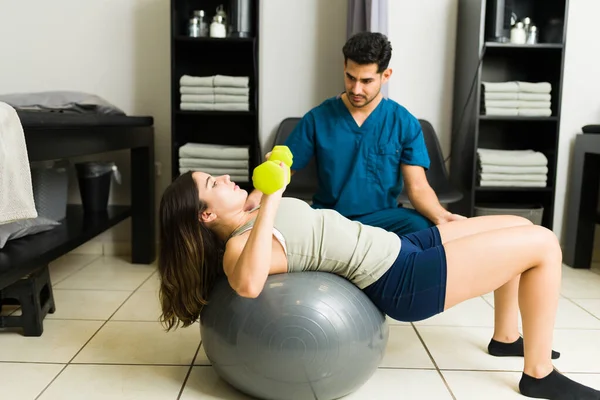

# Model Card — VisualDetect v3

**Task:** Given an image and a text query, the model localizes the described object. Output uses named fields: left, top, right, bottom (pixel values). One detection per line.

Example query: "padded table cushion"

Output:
left=16, top=111, right=153, bottom=128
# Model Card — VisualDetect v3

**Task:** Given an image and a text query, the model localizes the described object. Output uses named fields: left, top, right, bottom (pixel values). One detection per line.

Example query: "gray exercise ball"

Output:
left=200, top=272, right=389, bottom=400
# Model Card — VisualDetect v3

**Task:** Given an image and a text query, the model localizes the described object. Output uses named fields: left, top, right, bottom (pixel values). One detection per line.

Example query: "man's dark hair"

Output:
left=342, top=32, right=392, bottom=73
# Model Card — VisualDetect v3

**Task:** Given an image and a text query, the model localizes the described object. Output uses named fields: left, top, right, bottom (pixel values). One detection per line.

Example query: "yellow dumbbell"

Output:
left=269, top=145, right=293, bottom=171
left=252, top=145, right=294, bottom=194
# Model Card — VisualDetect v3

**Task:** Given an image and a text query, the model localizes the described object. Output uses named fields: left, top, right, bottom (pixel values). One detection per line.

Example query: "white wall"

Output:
left=0, top=0, right=171, bottom=254
left=386, top=0, right=459, bottom=160
left=385, top=0, right=600, bottom=245
left=258, top=0, right=348, bottom=153
left=553, top=0, right=600, bottom=242
left=0, top=0, right=596, bottom=252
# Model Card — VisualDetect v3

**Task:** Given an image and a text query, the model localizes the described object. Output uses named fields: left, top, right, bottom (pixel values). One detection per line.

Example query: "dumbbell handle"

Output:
left=252, top=146, right=293, bottom=194
left=268, top=145, right=293, bottom=168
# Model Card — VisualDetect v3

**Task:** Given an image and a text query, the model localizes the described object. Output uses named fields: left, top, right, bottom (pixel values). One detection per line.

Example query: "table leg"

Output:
left=130, top=145, right=155, bottom=264
left=564, top=139, right=600, bottom=269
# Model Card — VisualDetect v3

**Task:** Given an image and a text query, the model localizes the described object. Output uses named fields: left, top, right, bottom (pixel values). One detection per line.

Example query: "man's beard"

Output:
left=347, top=87, right=381, bottom=108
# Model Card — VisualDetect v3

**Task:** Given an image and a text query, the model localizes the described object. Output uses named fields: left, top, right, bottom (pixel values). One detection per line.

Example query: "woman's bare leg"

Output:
left=437, top=215, right=529, bottom=344
left=439, top=223, right=560, bottom=377
left=436, top=224, right=600, bottom=399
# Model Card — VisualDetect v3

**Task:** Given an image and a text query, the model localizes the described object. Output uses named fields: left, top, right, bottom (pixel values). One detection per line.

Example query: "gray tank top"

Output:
left=228, top=197, right=401, bottom=289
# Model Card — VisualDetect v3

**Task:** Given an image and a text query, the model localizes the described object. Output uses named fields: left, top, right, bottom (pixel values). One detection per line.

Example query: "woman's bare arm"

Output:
left=223, top=192, right=283, bottom=298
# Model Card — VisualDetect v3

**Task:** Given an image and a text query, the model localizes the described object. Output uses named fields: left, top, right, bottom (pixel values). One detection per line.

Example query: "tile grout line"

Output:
left=177, top=341, right=204, bottom=400
left=34, top=364, right=69, bottom=400
left=481, top=295, right=495, bottom=309
left=51, top=288, right=140, bottom=292
left=50, top=255, right=103, bottom=286
left=564, top=297, right=600, bottom=322
left=33, top=270, right=159, bottom=400
left=1, top=360, right=195, bottom=367
left=411, top=323, right=457, bottom=400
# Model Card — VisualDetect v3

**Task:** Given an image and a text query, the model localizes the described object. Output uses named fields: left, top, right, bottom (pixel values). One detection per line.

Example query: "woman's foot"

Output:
left=519, top=369, right=600, bottom=399
left=488, top=337, right=560, bottom=359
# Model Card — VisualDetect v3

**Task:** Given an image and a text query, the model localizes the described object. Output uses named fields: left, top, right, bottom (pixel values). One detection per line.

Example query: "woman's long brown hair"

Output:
left=157, top=172, right=224, bottom=331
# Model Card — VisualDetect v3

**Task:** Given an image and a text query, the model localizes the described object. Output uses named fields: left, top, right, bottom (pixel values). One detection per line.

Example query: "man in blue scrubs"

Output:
left=246, top=32, right=464, bottom=234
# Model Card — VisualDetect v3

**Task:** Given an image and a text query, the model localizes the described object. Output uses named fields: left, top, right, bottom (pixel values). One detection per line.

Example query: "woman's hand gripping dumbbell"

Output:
left=252, top=146, right=293, bottom=195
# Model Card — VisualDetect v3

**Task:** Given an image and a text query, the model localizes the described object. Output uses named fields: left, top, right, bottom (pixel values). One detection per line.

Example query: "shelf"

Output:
left=175, top=35, right=254, bottom=43
left=170, top=0, right=261, bottom=184
left=485, top=42, right=563, bottom=49
left=479, top=115, right=558, bottom=122
left=0, top=205, right=131, bottom=290
left=475, top=186, right=553, bottom=192
left=176, top=110, right=255, bottom=116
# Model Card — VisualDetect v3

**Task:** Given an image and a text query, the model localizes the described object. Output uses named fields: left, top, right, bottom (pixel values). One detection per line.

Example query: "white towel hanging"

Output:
left=0, top=102, right=37, bottom=224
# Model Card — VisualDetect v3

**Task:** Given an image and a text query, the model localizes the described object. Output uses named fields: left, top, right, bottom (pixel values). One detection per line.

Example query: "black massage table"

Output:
left=0, top=110, right=156, bottom=336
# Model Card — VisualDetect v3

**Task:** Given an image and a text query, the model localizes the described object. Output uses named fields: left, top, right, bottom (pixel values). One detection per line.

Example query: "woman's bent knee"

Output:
left=530, top=225, right=562, bottom=262
left=514, top=215, right=534, bottom=226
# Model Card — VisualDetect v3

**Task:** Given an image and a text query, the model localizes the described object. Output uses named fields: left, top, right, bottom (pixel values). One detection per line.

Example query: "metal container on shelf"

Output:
left=230, top=0, right=252, bottom=38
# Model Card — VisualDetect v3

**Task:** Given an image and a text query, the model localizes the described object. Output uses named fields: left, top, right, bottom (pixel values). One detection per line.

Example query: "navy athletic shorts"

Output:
left=362, top=226, right=448, bottom=322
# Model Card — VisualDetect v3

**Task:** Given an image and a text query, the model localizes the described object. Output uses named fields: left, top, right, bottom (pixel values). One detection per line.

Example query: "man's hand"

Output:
left=434, top=211, right=467, bottom=225
left=402, top=164, right=467, bottom=226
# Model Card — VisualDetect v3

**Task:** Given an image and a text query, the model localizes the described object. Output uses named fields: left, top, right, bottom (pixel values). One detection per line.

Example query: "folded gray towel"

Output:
left=180, top=102, right=214, bottom=111
left=484, top=92, right=519, bottom=100
left=179, top=157, right=249, bottom=169
left=215, top=103, right=249, bottom=111
left=483, top=81, right=519, bottom=92
left=179, top=75, right=214, bottom=87
left=214, top=75, right=249, bottom=88
left=519, top=93, right=551, bottom=101
left=179, top=167, right=249, bottom=181
left=214, top=94, right=249, bottom=104
left=479, top=180, right=547, bottom=187
left=477, top=148, right=548, bottom=166
left=179, top=166, right=248, bottom=176
left=179, top=143, right=250, bottom=160
left=483, top=81, right=552, bottom=94
left=181, top=94, right=214, bottom=103
left=180, top=102, right=249, bottom=111
left=517, top=81, right=552, bottom=93
left=485, top=107, right=519, bottom=116
left=180, top=86, right=214, bottom=94
left=519, top=108, right=552, bottom=117
left=479, top=164, right=548, bottom=174
left=518, top=100, right=551, bottom=109
left=485, top=100, right=519, bottom=108
left=215, top=87, right=249, bottom=95
left=480, top=172, right=547, bottom=182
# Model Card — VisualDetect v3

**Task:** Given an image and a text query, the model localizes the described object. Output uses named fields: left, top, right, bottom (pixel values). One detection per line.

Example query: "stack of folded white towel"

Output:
left=178, top=142, right=250, bottom=182
left=477, top=148, right=548, bottom=187
left=482, top=81, right=552, bottom=117
left=179, top=74, right=250, bottom=111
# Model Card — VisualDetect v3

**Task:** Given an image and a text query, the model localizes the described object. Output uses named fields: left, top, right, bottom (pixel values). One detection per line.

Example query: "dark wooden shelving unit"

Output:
left=170, top=0, right=260, bottom=192
left=449, top=0, right=568, bottom=229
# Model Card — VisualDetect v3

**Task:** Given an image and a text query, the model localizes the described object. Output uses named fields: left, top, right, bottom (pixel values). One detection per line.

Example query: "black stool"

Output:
left=0, top=264, right=56, bottom=336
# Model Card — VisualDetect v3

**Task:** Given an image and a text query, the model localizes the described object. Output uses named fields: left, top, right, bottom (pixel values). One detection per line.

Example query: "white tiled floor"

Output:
left=1, top=254, right=600, bottom=399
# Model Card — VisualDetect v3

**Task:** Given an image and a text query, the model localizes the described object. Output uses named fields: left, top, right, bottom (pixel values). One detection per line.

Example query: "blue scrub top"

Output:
left=284, top=95, right=430, bottom=218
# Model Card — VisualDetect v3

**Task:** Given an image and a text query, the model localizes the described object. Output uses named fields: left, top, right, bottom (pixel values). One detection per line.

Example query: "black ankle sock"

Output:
left=488, top=337, right=560, bottom=359
left=520, top=369, right=600, bottom=399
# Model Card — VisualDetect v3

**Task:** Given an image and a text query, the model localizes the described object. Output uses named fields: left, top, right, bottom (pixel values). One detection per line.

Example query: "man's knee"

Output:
left=406, top=210, right=434, bottom=232
left=393, top=209, right=434, bottom=235
left=408, top=213, right=435, bottom=231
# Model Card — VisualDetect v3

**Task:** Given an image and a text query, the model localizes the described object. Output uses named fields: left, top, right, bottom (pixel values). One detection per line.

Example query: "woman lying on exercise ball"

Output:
left=157, top=166, right=599, bottom=400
